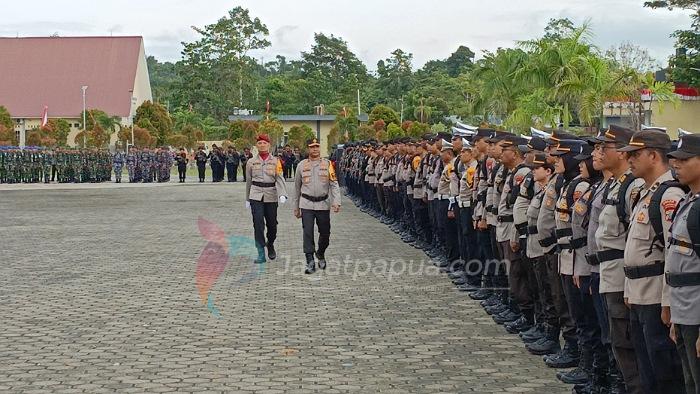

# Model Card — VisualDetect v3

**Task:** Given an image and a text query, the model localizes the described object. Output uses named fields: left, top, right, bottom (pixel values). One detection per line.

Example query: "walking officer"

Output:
left=245, top=133, right=288, bottom=264
left=292, top=137, right=341, bottom=274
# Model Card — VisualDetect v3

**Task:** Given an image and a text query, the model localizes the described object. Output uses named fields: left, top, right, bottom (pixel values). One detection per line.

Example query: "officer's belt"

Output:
left=527, top=225, right=539, bottom=235
left=595, top=249, right=625, bottom=264
left=497, top=215, right=514, bottom=223
left=624, top=261, right=664, bottom=279
left=435, top=194, right=451, bottom=200
left=555, top=228, right=573, bottom=239
left=585, top=253, right=600, bottom=266
left=555, top=207, right=571, bottom=214
left=539, top=235, right=557, bottom=248
left=568, top=236, right=587, bottom=250
left=458, top=200, right=471, bottom=208
left=301, top=193, right=328, bottom=202
left=668, top=237, right=698, bottom=250
left=413, top=182, right=423, bottom=188
left=516, top=222, right=528, bottom=235
left=665, top=272, right=700, bottom=287
left=252, top=181, right=275, bottom=188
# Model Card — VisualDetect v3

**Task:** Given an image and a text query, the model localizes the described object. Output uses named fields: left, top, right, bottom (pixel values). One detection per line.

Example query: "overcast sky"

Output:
left=2, top=0, right=693, bottom=69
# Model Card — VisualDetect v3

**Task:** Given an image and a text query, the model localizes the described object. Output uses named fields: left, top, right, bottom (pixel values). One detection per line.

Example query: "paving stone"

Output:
left=0, top=182, right=570, bottom=393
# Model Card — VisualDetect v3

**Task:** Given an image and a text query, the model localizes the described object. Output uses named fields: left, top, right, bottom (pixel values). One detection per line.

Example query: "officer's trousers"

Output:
left=524, top=254, right=542, bottom=325
left=500, top=241, right=533, bottom=319
left=604, top=291, right=643, bottom=394
left=459, top=207, right=479, bottom=283
left=413, top=198, right=430, bottom=242
left=437, top=200, right=460, bottom=264
left=197, top=163, right=206, bottom=181
left=226, top=163, right=238, bottom=181
left=250, top=200, right=278, bottom=250
left=301, top=209, right=331, bottom=256
left=475, top=229, right=493, bottom=288
left=561, top=274, right=585, bottom=341
left=674, top=323, right=700, bottom=394
left=629, top=303, right=686, bottom=393
left=534, top=254, right=562, bottom=330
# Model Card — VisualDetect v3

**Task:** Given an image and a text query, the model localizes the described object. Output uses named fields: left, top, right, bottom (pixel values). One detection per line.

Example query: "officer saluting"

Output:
left=245, top=134, right=288, bottom=264
left=293, top=137, right=341, bottom=274
left=666, top=133, right=700, bottom=394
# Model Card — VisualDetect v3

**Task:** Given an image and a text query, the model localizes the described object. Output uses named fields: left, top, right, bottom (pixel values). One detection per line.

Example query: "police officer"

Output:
left=665, top=134, right=700, bottom=394
left=195, top=146, right=208, bottom=182
left=594, top=125, right=645, bottom=393
left=226, top=146, right=240, bottom=182
left=175, top=148, right=188, bottom=183
left=245, top=134, right=288, bottom=264
left=292, top=137, right=341, bottom=274
left=617, top=129, right=687, bottom=393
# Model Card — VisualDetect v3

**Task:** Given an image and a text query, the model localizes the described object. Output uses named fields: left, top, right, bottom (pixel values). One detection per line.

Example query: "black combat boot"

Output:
left=526, top=325, right=561, bottom=355
left=316, top=251, right=327, bottom=270
left=267, top=243, right=276, bottom=260
left=545, top=340, right=580, bottom=368
left=304, top=253, right=316, bottom=274
left=557, top=348, right=592, bottom=384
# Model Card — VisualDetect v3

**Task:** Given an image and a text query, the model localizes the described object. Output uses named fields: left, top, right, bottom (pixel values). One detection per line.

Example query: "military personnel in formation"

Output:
left=126, top=146, right=138, bottom=182
left=245, top=134, right=288, bottom=264
left=225, top=146, right=240, bottom=182
left=292, top=138, right=341, bottom=274
left=0, top=147, right=115, bottom=184
left=113, top=145, right=125, bottom=183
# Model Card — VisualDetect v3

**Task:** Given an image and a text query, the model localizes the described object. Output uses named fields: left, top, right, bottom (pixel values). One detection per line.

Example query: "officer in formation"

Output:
left=339, top=125, right=699, bottom=394
left=117, top=147, right=175, bottom=183
left=245, top=133, right=288, bottom=264
left=0, top=147, right=112, bottom=184
left=112, top=144, right=125, bottom=183
left=292, top=137, right=341, bottom=274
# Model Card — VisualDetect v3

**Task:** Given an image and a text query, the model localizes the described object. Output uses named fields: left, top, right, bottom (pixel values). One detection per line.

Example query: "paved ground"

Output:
left=0, top=181, right=570, bottom=393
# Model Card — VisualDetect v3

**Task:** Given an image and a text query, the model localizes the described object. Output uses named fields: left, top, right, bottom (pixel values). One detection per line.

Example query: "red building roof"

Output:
left=0, top=36, right=143, bottom=119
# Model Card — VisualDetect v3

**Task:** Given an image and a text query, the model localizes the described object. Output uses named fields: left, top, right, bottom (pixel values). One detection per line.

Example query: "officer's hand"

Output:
left=661, top=306, right=671, bottom=327
left=669, top=323, right=677, bottom=344
left=573, top=275, right=580, bottom=289
left=294, top=208, right=301, bottom=219
left=696, top=332, right=700, bottom=357
left=478, top=219, right=487, bottom=230
left=332, top=204, right=340, bottom=213
left=510, top=241, right=519, bottom=253
left=447, top=210, right=455, bottom=219
left=245, top=201, right=251, bottom=210
left=422, top=196, right=428, bottom=203
left=624, top=297, right=630, bottom=309
left=279, top=195, right=288, bottom=204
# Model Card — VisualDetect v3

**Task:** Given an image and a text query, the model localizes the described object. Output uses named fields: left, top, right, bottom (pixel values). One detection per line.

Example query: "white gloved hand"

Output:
left=279, top=195, right=288, bottom=204
left=245, top=201, right=251, bottom=210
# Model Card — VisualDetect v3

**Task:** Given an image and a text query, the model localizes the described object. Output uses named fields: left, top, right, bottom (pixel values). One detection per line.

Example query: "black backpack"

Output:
left=603, top=173, right=638, bottom=232
left=645, top=180, right=689, bottom=256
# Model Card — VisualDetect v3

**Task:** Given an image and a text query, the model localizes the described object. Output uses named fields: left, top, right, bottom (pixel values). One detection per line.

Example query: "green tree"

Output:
left=0, top=124, right=17, bottom=146
left=368, top=104, right=400, bottom=127
left=0, top=105, right=12, bottom=130
left=376, top=49, right=414, bottom=99
left=287, top=124, right=314, bottom=149
left=407, top=122, right=430, bottom=138
left=135, top=100, right=173, bottom=146
left=386, top=122, right=404, bottom=139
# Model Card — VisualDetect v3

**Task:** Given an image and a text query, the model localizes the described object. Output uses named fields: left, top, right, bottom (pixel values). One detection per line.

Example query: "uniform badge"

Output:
left=636, top=211, right=646, bottom=223
left=573, top=190, right=582, bottom=201
left=574, top=200, right=587, bottom=215
left=661, top=199, right=677, bottom=222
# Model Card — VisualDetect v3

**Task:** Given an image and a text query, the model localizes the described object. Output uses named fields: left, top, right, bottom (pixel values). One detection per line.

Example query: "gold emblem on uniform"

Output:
left=636, top=211, right=646, bottom=223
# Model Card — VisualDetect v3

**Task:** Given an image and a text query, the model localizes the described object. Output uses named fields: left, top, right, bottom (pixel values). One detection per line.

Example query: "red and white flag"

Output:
left=41, top=105, right=48, bottom=127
